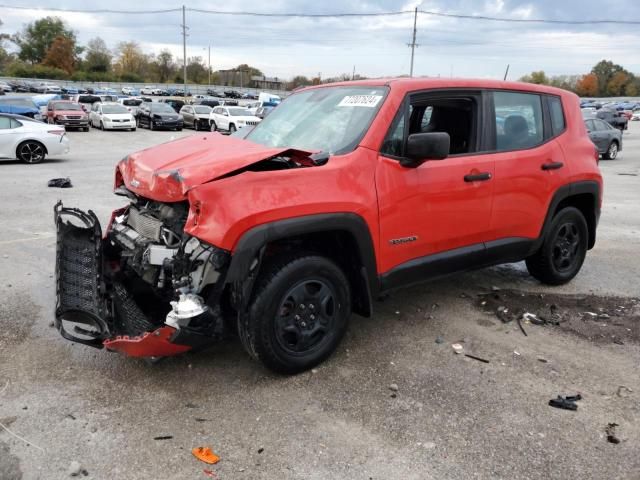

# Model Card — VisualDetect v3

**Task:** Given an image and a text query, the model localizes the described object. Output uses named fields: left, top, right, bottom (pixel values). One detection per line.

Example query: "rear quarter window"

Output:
left=548, top=96, right=566, bottom=136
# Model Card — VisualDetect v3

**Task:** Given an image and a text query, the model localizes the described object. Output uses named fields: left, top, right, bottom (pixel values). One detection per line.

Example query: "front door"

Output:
left=376, top=90, right=495, bottom=281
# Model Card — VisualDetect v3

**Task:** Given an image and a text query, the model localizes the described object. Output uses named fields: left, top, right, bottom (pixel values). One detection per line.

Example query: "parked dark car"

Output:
left=207, top=88, right=224, bottom=97
left=596, top=109, right=628, bottom=130
left=158, top=98, right=185, bottom=113
left=242, top=92, right=258, bottom=100
left=136, top=102, right=183, bottom=130
left=224, top=90, right=242, bottom=99
left=586, top=118, right=622, bottom=160
left=194, top=99, right=220, bottom=108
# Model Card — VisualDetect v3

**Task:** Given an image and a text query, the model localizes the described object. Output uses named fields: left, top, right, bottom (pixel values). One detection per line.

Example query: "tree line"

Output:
left=519, top=60, right=640, bottom=97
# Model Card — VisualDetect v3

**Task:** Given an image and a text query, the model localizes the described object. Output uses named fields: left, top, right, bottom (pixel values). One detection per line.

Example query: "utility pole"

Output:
left=352, top=65, right=355, bottom=80
left=181, top=5, right=188, bottom=99
left=503, top=64, right=510, bottom=81
left=407, top=7, right=419, bottom=77
left=208, top=45, right=211, bottom=88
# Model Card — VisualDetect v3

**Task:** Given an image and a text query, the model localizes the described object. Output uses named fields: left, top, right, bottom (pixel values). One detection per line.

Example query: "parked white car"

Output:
left=209, top=106, right=261, bottom=133
left=37, top=83, right=62, bottom=94
left=118, top=97, right=144, bottom=117
left=89, top=102, right=136, bottom=131
left=0, top=82, right=12, bottom=92
left=0, top=113, right=69, bottom=164
left=121, top=86, right=135, bottom=95
left=140, top=86, right=155, bottom=95
left=632, top=111, right=640, bottom=121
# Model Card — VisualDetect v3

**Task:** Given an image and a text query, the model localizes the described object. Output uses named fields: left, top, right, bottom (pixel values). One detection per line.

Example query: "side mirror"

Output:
left=401, top=132, right=450, bottom=168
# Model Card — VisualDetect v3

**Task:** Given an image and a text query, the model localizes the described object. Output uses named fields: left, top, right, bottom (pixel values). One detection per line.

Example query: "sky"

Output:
left=1, top=0, right=640, bottom=81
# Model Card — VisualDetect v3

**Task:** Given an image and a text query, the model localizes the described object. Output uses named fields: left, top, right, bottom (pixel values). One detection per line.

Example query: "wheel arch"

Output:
left=225, top=213, right=378, bottom=317
left=537, top=181, right=600, bottom=251
left=16, top=138, right=48, bottom=156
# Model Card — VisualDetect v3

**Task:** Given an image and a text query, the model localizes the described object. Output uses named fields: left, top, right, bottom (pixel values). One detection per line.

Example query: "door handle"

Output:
left=464, top=172, right=492, bottom=182
left=541, top=161, right=564, bottom=171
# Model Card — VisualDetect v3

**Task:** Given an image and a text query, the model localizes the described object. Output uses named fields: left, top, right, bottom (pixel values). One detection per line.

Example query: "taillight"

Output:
left=48, top=129, right=64, bottom=135
left=594, top=146, right=600, bottom=165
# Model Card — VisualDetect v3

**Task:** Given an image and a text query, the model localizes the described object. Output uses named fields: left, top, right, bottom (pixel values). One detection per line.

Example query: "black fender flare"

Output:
left=532, top=180, right=601, bottom=253
left=225, top=213, right=379, bottom=312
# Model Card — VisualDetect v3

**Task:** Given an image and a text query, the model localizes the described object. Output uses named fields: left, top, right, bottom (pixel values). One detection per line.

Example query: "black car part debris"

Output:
left=48, top=177, right=72, bottom=188
left=548, top=394, right=582, bottom=411
left=605, top=423, right=620, bottom=444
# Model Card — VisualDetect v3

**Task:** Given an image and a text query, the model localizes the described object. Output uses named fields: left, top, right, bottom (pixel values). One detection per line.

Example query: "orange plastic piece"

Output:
left=192, top=446, right=220, bottom=465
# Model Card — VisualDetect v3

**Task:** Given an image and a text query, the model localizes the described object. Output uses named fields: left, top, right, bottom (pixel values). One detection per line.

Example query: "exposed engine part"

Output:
left=127, top=206, right=164, bottom=242
left=166, top=293, right=208, bottom=329
left=144, top=245, right=177, bottom=266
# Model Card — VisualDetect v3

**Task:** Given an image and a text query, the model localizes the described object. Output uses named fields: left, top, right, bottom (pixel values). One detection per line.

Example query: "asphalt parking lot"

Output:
left=0, top=123, right=639, bottom=480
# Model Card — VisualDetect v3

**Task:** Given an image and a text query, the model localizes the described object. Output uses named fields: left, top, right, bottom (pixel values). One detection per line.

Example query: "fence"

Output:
left=0, top=76, right=289, bottom=98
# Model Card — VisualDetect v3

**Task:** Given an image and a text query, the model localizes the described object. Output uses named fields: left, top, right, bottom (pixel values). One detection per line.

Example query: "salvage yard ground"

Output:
left=0, top=123, right=639, bottom=479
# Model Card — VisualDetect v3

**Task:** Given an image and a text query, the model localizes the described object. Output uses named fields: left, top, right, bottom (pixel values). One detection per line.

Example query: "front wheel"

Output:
left=150, top=119, right=155, bottom=131
left=239, top=255, right=352, bottom=374
left=229, top=124, right=236, bottom=134
left=210, top=121, right=217, bottom=132
left=526, top=207, right=588, bottom=285
left=604, top=141, right=619, bottom=160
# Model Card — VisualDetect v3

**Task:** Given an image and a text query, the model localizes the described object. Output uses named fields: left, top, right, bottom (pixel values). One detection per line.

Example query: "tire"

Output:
left=136, top=118, right=141, bottom=128
left=84, top=127, right=89, bottom=132
left=150, top=119, right=155, bottom=131
left=131, top=128, right=136, bottom=132
left=210, top=121, right=217, bottom=132
left=525, top=207, right=588, bottom=285
left=239, top=254, right=352, bottom=374
left=176, top=127, right=182, bottom=131
left=229, top=124, right=236, bottom=134
left=16, top=141, right=46, bottom=164
left=604, top=141, right=619, bottom=160
left=194, top=121, right=199, bottom=131
left=100, top=121, right=104, bottom=131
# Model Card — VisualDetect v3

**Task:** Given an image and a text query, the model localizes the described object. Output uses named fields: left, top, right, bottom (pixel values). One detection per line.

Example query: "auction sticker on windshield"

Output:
left=337, top=95, right=383, bottom=108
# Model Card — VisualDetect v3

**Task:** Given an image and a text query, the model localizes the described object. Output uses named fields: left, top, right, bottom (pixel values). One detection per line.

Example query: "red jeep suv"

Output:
left=55, top=78, right=602, bottom=373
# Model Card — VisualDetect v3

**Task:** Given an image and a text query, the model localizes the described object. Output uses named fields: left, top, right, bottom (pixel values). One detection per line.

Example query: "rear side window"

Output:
left=493, top=91, right=543, bottom=151
left=548, top=96, right=566, bottom=136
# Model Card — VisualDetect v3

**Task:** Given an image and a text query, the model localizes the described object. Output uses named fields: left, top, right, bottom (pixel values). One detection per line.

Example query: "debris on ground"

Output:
left=67, top=461, right=86, bottom=477
left=48, top=177, right=72, bottom=188
left=192, top=447, right=220, bottom=465
left=389, top=383, right=399, bottom=392
left=475, top=290, right=640, bottom=345
left=548, top=394, right=582, bottom=411
left=516, top=315, right=528, bottom=337
left=435, top=335, right=444, bottom=344
left=257, top=447, right=264, bottom=454
left=203, top=469, right=217, bottom=478
left=464, top=354, right=489, bottom=363
left=616, top=386, right=633, bottom=398
left=451, top=343, right=464, bottom=354
left=153, top=435, right=173, bottom=440
left=605, top=423, right=621, bottom=444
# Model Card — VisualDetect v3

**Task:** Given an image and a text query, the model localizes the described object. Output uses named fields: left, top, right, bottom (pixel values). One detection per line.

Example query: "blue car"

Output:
left=0, top=97, right=42, bottom=120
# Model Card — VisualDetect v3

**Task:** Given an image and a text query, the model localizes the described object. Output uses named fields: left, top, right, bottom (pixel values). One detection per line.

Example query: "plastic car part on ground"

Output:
left=48, top=177, right=72, bottom=188
left=192, top=447, right=220, bottom=465
left=103, top=326, right=192, bottom=357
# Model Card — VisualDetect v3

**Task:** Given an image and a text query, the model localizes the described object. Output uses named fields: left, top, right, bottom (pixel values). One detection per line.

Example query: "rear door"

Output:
left=488, top=91, right=569, bottom=249
left=0, top=116, right=22, bottom=158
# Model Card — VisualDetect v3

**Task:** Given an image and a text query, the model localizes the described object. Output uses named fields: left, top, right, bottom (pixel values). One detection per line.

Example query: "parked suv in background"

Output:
left=55, top=79, right=601, bottom=374
left=209, top=106, right=261, bottom=133
left=596, top=109, right=628, bottom=130
left=46, top=100, right=89, bottom=131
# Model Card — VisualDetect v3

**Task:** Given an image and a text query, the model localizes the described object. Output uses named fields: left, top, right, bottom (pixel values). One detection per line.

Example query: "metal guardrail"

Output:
left=0, top=76, right=289, bottom=97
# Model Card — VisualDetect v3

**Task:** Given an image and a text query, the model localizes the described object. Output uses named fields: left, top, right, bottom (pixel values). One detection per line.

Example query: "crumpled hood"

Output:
left=118, top=133, right=307, bottom=202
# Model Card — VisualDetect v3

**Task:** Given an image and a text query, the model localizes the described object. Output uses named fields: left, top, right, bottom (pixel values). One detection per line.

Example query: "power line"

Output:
left=0, top=4, right=639, bottom=24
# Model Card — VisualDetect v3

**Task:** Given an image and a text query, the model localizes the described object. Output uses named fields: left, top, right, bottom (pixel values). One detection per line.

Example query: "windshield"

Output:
left=122, top=99, right=142, bottom=106
left=152, top=103, right=177, bottom=113
left=102, top=105, right=129, bottom=114
left=0, top=98, right=36, bottom=108
left=228, top=108, right=252, bottom=116
left=247, top=86, right=388, bottom=154
left=194, top=106, right=212, bottom=114
left=53, top=102, right=82, bottom=110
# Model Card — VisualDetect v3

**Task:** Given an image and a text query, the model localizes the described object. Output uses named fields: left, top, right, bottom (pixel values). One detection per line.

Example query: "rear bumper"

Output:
left=53, top=202, right=215, bottom=358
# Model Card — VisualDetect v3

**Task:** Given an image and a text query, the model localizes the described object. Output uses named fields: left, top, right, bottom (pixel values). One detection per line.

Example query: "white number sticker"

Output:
left=337, top=95, right=382, bottom=108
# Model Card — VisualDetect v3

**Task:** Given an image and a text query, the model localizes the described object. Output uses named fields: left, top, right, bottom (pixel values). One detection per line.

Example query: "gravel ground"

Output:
left=0, top=120, right=638, bottom=480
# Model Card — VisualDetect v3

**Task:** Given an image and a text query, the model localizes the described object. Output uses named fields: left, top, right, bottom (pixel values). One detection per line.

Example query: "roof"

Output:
left=299, top=77, right=575, bottom=98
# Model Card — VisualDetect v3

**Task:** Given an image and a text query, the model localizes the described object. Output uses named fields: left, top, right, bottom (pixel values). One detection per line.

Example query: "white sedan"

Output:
left=209, top=106, right=261, bottom=133
left=0, top=114, right=69, bottom=164
left=89, top=103, right=136, bottom=131
left=140, top=86, right=155, bottom=95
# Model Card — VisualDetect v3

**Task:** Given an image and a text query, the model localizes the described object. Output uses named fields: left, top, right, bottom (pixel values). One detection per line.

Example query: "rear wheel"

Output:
left=150, top=119, right=155, bottom=131
left=229, top=124, right=236, bottom=134
left=526, top=207, right=588, bottom=285
left=100, top=121, right=104, bottom=131
left=604, top=141, right=618, bottom=160
left=16, top=141, right=46, bottom=164
left=239, top=254, right=351, bottom=374
left=210, top=121, right=217, bottom=132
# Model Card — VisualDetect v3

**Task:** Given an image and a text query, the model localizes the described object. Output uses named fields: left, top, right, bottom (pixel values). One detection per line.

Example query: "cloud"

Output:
left=1, top=0, right=639, bottom=79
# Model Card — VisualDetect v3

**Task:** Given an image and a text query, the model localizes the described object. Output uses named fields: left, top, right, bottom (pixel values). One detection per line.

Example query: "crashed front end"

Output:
left=54, top=196, right=230, bottom=358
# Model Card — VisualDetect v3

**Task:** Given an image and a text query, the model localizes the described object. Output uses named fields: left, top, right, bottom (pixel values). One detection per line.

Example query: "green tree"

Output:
left=288, top=75, right=311, bottom=90
left=186, top=56, right=207, bottom=84
left=114, top=41, right=148, bottom=79
left=625, top=82, right=638, bottom=97
left=154, top=49, right=175, bottom=83
left=235, top=63, right=263, bottom=78
left=84, top=37, right=112, bottom=73
left=14, top=16, right=76, bottom=65
left=606, top=71, right=629, bottom=96
left=520, top=70, right=549, bottom=85
left=591, top=60, right=626, bottom=96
